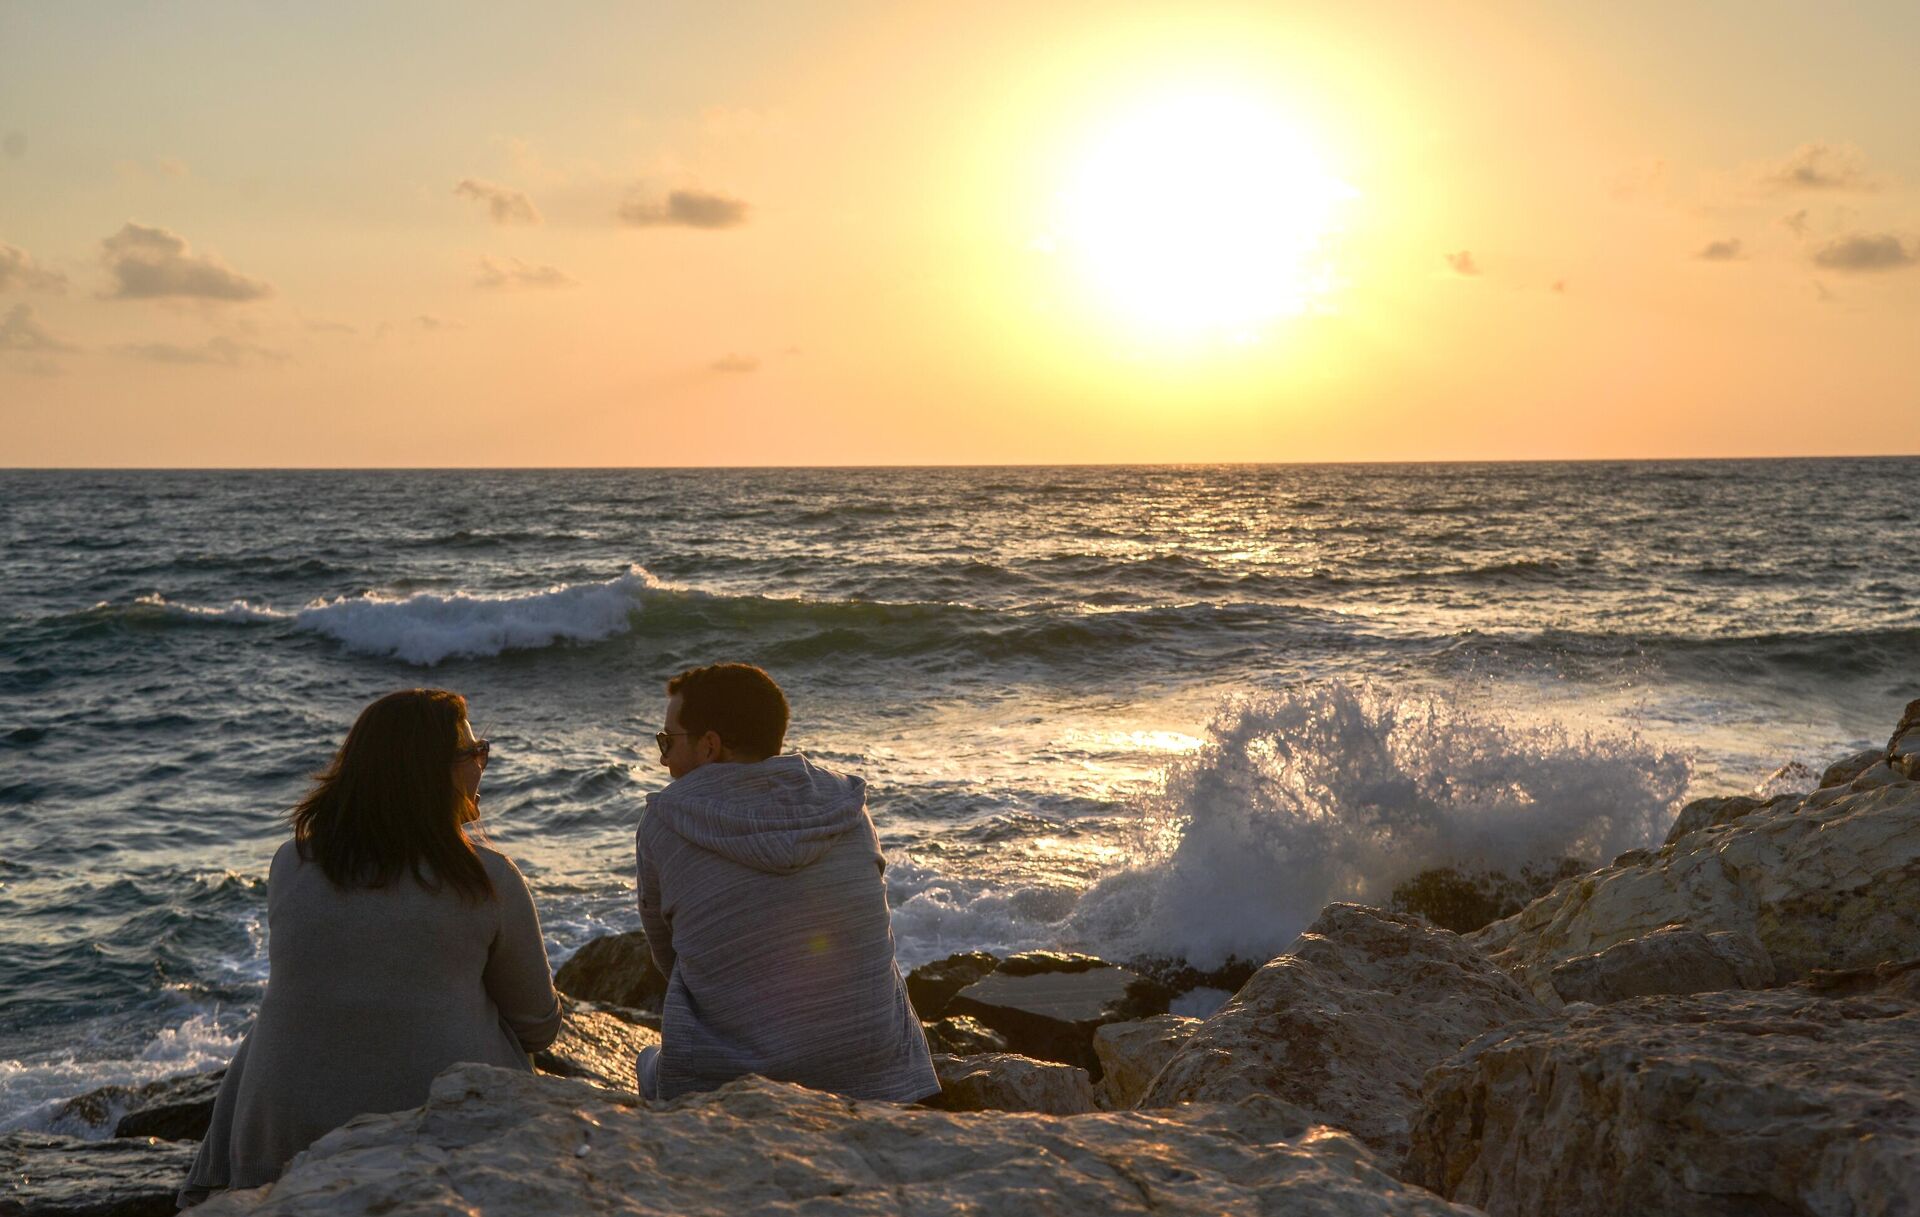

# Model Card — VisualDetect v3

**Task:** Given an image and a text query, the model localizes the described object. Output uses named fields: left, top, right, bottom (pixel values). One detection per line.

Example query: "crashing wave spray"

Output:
left=1063, top=680, right=1690, bottom=967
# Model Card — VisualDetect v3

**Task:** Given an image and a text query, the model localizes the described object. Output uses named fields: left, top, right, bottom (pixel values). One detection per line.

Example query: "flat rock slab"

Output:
left=2, top=1131, right=197, bottom=1217
left=193, top=1063, right=1485, bottom=1216
left=947, top=965, right=1163, bottom=1077
left=1406, top=970, right=1920, bottom=1217
left=903, top=951, right=998, bottom=1020
left=531, top=997, right=659, bottom=1095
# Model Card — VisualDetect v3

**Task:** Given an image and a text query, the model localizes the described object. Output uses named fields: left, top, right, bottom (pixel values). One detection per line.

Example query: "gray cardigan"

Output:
left=636, top=754, right=937, bottom=1102
left=181, top=840, right=561, bottom=1203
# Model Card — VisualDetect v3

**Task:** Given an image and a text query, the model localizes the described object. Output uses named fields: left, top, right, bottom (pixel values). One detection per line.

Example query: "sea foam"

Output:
left=288, top=567, right=662, bottom=665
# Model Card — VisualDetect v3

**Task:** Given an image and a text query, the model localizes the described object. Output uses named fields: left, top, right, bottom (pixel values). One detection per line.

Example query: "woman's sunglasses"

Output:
left=455, top=739, right=492, bottom=768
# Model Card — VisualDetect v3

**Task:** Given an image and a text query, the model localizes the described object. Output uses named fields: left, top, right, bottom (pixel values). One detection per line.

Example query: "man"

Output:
left=635, top=662, right=938, bottom=1102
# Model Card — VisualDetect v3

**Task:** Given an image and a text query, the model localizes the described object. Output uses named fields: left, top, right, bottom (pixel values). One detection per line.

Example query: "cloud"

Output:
left=0, top=302, right=76, bottom=352
left=1762, top=143, right=1876, bottom=193
left=1780, top=209, right=1810, bottom=237
left=2, top=132, right=24, bottom=159
left=100, top=222, right=272, bottom=301
left=1696, top=238, right=1743, bottom=261
left=455, top=178, right=540, bottom=225
left=1810, top=232, right=1915, bottom=273
left=0, top=242, right=67, bottom=293
left=117, top=157, right=189, bottom=182
left=618, top=189, right=749, bottom=229
left=302, top=317, right=358, bottom=335
left=474, top=255, right=575, bottom=290
left=708, top=354, right=759, bottom=373
left=1444, top=250, right=1478, bottom=276
left=116, top=335, right=288, bottom=366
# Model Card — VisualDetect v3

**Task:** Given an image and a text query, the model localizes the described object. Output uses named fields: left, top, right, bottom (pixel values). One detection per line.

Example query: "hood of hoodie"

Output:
left=643, top=753, right=868, bottom=875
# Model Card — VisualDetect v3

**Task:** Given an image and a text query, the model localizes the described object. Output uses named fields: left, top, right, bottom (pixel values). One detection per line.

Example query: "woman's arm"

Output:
left=483, top=853, right=564, bottom=1052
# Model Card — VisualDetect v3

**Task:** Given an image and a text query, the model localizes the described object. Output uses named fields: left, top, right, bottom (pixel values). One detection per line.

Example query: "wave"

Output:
left=288, top=569, right=664, bottom=664
left=1443, top=624, right=1920, bottom=682
left=0, top=1011, right=245, bottom=1138
left=887, top=680, right=1691, bottom=970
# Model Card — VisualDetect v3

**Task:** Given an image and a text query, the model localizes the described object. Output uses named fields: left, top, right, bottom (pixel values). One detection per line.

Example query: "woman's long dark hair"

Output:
left=291, top=689, right=494, bottom=901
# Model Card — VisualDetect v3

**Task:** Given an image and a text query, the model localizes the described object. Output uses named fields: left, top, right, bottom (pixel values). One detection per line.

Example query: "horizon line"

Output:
left=4, top=453, right=1919, bottom=473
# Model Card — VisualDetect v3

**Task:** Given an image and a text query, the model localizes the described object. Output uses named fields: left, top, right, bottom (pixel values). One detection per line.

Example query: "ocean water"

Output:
left=2, top=460, right=1917, bottom=1130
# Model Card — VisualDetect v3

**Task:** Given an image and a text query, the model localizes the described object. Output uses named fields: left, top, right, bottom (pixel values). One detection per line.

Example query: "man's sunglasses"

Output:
left=656, top=731, right=692, bottom=757
left=455, top=739, right=492, bottom=768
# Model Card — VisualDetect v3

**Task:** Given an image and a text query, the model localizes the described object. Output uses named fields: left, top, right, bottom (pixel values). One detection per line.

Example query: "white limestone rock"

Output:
left=928, top=1051, right=1096, bottom=1114
left=1137, top=903, right=1545, bottom=1163
left=1098, top=1005, right=1198, bottom=1105
left=1470, top=781, right=1920, bottom=1006
left=1546, top=924, right=1772, bottom=1004
left=1092, top=1014, right=1201, bottom=1109
left=1405, top=964, right=1920, bottom=1217
left=193, top=1062, right=1485, bottom=1216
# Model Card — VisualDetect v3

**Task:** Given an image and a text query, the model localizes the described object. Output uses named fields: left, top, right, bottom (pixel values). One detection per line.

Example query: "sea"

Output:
left=3, top=460, right=1917, bottom=1132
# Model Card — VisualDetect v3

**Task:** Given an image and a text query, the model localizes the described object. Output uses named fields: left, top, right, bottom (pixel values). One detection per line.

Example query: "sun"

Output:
left=1053, top=90, right=1354, bottom=343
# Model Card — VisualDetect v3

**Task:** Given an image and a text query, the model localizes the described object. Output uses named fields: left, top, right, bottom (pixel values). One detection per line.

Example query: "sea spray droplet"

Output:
left=1059, top=680, right=1691, bottom=968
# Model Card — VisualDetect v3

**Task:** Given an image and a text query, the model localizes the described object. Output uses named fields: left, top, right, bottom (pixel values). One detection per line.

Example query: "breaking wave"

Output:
left=888, top=680, right=1691, bottom=970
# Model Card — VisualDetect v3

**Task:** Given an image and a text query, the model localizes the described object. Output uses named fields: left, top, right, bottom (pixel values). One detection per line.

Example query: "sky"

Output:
left=2, top=0, right=1917, bottom=466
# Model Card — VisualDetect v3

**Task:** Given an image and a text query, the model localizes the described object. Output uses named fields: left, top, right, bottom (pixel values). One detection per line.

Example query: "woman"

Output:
left=180, top=689, right=562, bottom=1205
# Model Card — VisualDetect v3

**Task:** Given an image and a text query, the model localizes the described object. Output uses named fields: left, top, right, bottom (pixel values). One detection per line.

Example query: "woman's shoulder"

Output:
left=472, top=842, right=531, bottom=886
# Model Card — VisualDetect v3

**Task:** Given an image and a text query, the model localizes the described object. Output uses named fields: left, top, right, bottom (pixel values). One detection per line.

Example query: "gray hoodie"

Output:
left=635, top=754, right=937, bottom=1102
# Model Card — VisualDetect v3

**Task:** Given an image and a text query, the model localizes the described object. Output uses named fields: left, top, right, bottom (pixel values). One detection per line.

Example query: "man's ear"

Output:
left=700, top=730, right=725, bottom=761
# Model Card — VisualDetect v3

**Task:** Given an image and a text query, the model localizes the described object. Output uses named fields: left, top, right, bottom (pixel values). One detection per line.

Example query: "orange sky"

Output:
left=3, top=1, right=1917, bottom=465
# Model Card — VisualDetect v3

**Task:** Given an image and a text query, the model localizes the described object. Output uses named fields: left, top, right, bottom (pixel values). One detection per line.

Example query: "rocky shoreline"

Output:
left=8, top=700, right=1917, bottom=1216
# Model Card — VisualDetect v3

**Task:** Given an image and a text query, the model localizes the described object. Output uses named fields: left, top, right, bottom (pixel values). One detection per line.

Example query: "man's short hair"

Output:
left=667, top=663, right=789, bottom=759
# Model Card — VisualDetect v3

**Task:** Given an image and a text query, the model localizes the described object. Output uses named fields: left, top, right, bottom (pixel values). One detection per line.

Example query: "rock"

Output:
left=1093, top=1015, right=1201, bottom=1109
left=44, top=1069, right=224, bottom=1143
left=1820, top=746, right=1886, bottom=789
left=1389, top=858, right=1586, bottom=933
left=1473, top=781, right=1920, bottom=1006
left=994, top=950, right=1111, bottom=976
left=1661, top=793, right=1795, bottom=846
left=114, top=1070, right=226, bottom=1141
left=1139, top=903, right=1544, bottom=1163
left=1849, top=760, right=1907, bottom=790
left=1126, top=956, right=1261, bottom=1001
left=551, top=930, right=667, bottom=1011
left=1, top=1130, right=198, bottom=1216
left=190, top=1062, right=1482, bottom=1216
left=1405, top=970, right=1920, bottom=1217
left=903, top=950, right=998, bottom=1019
left=927, top=1052, right=1096, bottom=1115
left=530, top=996, right=659, bottom=1094
left=1546, top=924, right=1772, bottom=1004
left=1888, top=697, right=1920, bottom=779
left=921, top=1014, right=1008, bottom=1056
left=947, top=963, right=1168, bottom=1078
